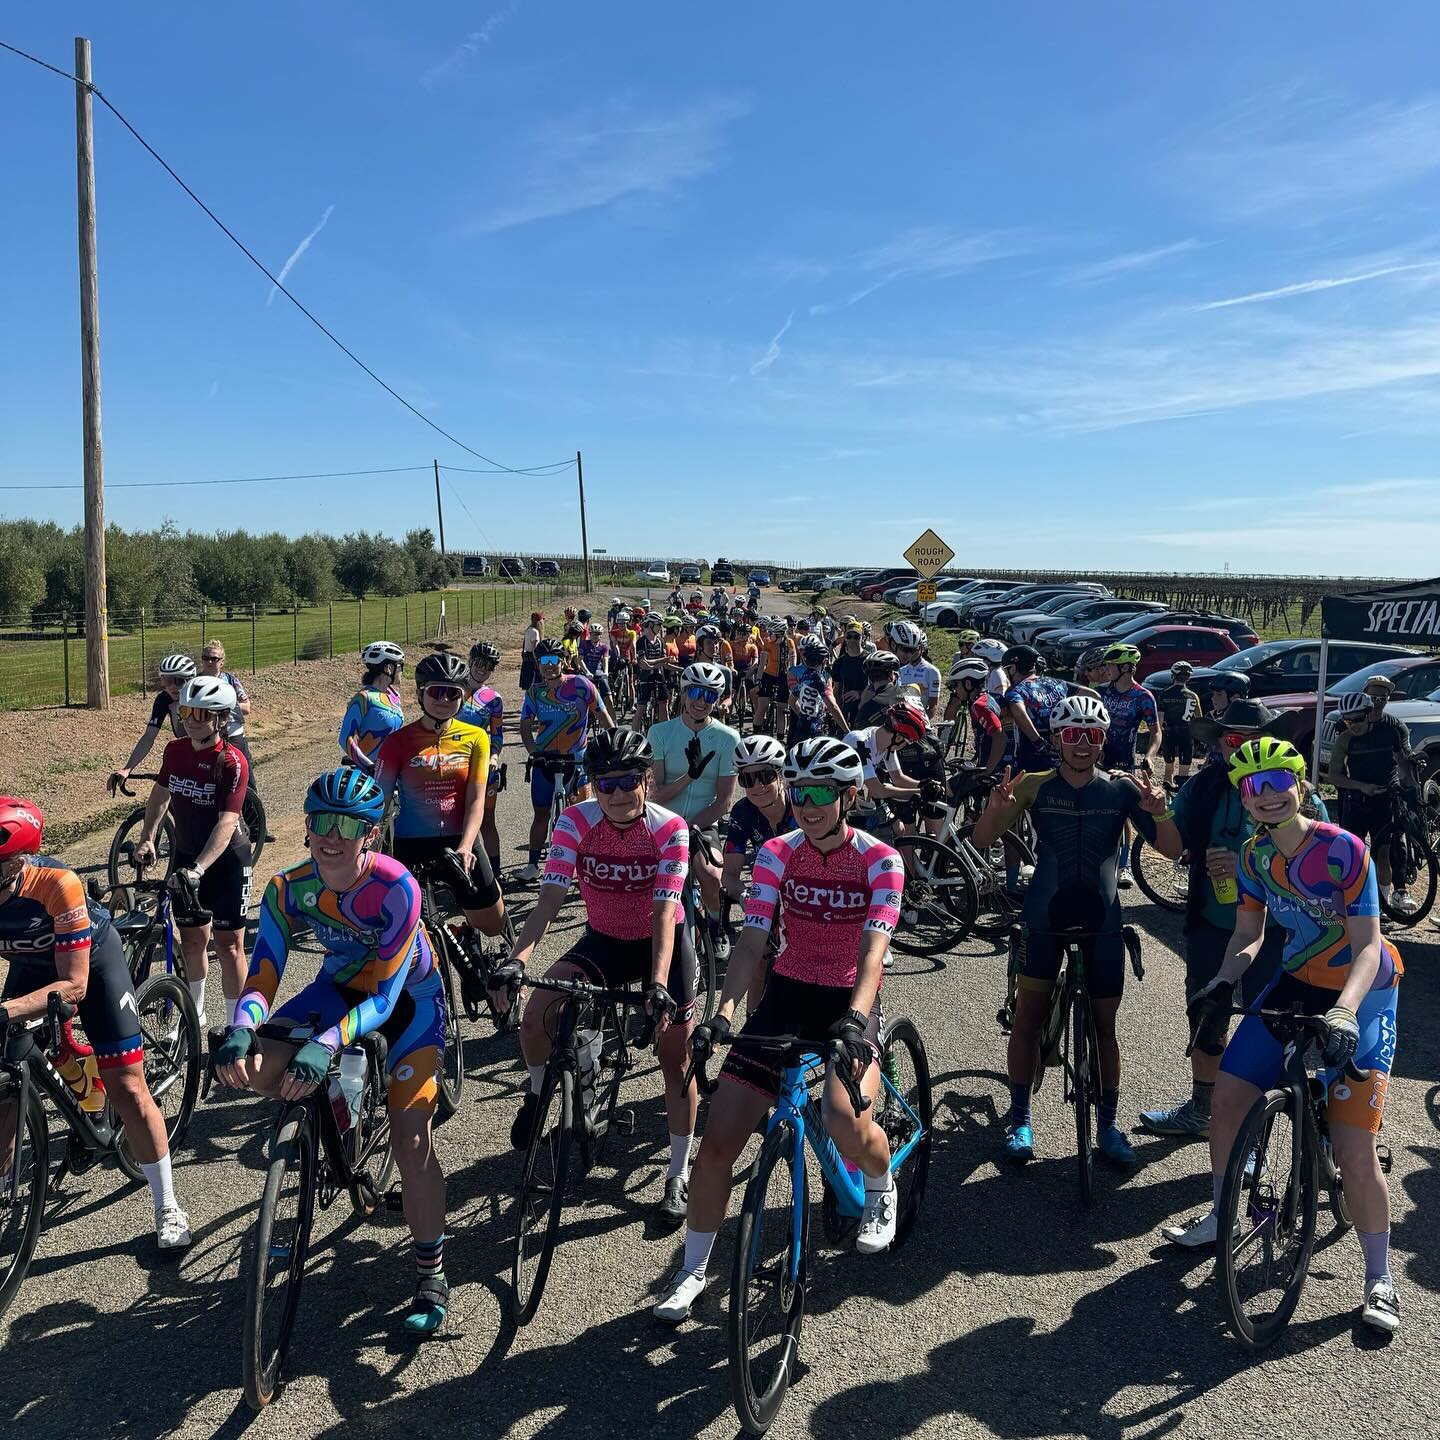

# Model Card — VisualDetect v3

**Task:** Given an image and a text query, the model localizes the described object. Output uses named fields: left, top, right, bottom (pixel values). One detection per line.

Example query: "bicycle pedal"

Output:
left=996, top=1006, right=1013, bottom=1034
left=384, top=1184, right=406, bottom=1213
left=614, top=1108, right=636, bottom=1137
left=1377, top=1144, right=1393, bottom=1175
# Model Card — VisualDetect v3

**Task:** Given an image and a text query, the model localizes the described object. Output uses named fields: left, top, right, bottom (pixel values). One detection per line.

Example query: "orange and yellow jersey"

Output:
left=678, top=637, right=697, bottom=663
left=374, top=717, right=489, bottom=840
left=610, top=625, right=637, bottom=661
left=733, top=629, right=759, bottom=668
left=0, top=862, right=92, bottom=970
left=664, top=640, right=681, bottom=667
left=761, top=633, right=794, bottom=678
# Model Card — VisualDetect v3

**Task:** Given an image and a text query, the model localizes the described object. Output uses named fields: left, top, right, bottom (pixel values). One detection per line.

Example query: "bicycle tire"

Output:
left=107, top=809, right=176, bottom=890
left=115, top=973, right=202, bottom=1181
left=1129, top=833, right=1188, bottom=915
left=1217, top=1087, right=1318, bottom=1350
left=0, top=1083, right=49, bottom=1322
left=1324, top=1141, right=1352, bottom=1235
left=435, top=946, right=467, bottom=1122
left=243, top=1106, right=317, bottom=1408
left=730, top=1120, right=809, bottom=1437
left=511, top=1065, right=574, bottom=1326
left=878, top=1016, right=932, bottom=1249
left=892, top=836, right=978, bottom=955
left=243, top=789, right=268, bottom=873
left=693, top=918, right=719, bottom=1024
left=1379, top=820, right=1437, bottom=925
left=959, top=823, right=1032, bottom=939
left=1071, top=990, right=1095, bottom=1207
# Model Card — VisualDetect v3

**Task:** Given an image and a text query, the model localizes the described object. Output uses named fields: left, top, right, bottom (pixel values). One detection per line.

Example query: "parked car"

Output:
left=531, top=559, right=561, bottom=578
left=1108, top=610, right=1258, bottom=647
left=1124, top=625, right=1239, bottom=680
left=637, top=561, right=672, bottom=585
left=1028, top=598, right=1168, bottom=645
left=748, top=569, right=772, bottom=587
left=460, top=554, right=490, bottom=577
left=1150, top=639, right=1421, bottom=708
left=498, top=556, right=526, bottom=579
left=1256, top=657, right=1440, bottom=756
left=894, top=577, right=974, bottom=609
left=969, top=585, right=1109, bottom=630
left=779, top=572, right=821, bottom=593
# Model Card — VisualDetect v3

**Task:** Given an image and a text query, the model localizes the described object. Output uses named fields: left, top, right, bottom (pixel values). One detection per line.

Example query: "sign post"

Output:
left=903, top=528, right=955, bottom=580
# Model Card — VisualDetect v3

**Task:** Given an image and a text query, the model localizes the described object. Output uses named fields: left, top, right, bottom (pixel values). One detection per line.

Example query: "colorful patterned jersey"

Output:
left=340, top=686, right=405, bottom=766
left=374, top=717, right=490, bottom=840
left=1002, top=676, right=1070, bottom=771
left=0, top=861, right=93, bottom=968
left=521, top=674, right=601, bottom=755
left=1237, top=822, right=1402, bottom=993
left=744, top=828, right=904, bottom=988
left=155, top=736, right=249, bottom=858
left=459, top=685, right=504, bottom=757
left=1099, top=682, right=1159, bottom=769
left=541, top=800, right=689, bottom=940
left=236, top=852, right=437, bottom=1053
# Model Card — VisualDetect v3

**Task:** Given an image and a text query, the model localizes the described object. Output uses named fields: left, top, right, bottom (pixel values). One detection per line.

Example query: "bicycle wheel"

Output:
left=1217, top=1087, right=1318, bottom=1350
left=960, top=824, right=1031, bottom=939
left=243, top=1106, right=317, bottom=1408
left=730, top=1120, right=809, bottom=1437
left=1070, top=990, right=1095, bottom=1207
left=435, top=948, right=467, bottom=1122
left=1323, top=1138, right=1352, bottom=1235
left=1129, top=834, right=1188, bottom=914
left=243, top=790, right=268, bottom=874
left=511, top=1065, right=574, bottom=1325
left=692, top=917, right=719, bottom=1024
left=107, top=809, right=177, bottom=890
left=1380, top=821, right=1437, bottom=925
left=115, top=974, right=202, bottom=1181
left=892, top=836, right=978, bottom=955
left=878, top=1016, right=932, bottom=1249
left=0, top=1082, right=49, bottom=1321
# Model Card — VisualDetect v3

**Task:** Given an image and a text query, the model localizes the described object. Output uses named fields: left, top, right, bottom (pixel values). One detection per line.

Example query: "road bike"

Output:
left=107, top=773, right=267, bottom=887
left=529, top=754, right=583, bottom=851
left=240, top=1015, right=396, bottom=1407
left=684, top=826, right=722, bottom=1022
left=1377, top=782, right=1438, bottom=925
left=609, top=658, right=636, bottom=723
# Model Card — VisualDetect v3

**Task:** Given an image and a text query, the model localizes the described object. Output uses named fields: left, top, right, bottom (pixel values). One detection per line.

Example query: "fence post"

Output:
left=293, top=603, right=298, bottom=666
left=62, top=611, right=71, bottom=707
left=138, top=606, right=146, bottom=696
left=328, top=602, right=334, bottom=659
left=251, top=603, right=258, bottom=673
left=405, top=595, right=411, bottom=645
left=358, top=598, right=363, bottom=653
left=384, top=597, right=389, bottom=637
left=423, top=596, right=429, bottom=637
left=200, top=601, right=206, bottom=654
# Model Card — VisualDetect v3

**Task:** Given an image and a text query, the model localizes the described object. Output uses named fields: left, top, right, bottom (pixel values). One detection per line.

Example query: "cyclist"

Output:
left=495, top=728, right=698, bottom=1221
left=890, top=621, right=941, bottom=719
left=949, top=656, right=1009, bottom=772
left=955, top=628, right=981, bottom=658
left=1208, top=670, right=1249, bottom=720
left=609, top=607, right=638, bottom=699
left=809, top=604, right=839, bottom=652
left=754, top=619, right=795, bottom=737
left=214, top=769, right=452, bottom=1335
left=693, top=625, right=736, bottom=717
left=108, top=653, right=195, bottom=793
left=1000, top=644, right=1096, bottom=774
left=1161, top=739, right=1403, bottom=1336
left=1075, top=645, right=1113, bottom=691
left=854, top=650, right=902, bottom=726
left=0, top=798, right=192, bottom=1249
left=1155, top=660, right=1201, bottom=790
left=720, top=735, right=794, bottom=938
left=578, top=622, right=613, bottom=709
left=654, top=738, right=906, bottom=1321
left=729, top=615, right=760, bottom=715
left=972, top=696, right=1175, bottom=1167
left=375, top=652, right=506, bottom=935
left=1326, top=690, right=1414, bottom=912
left=131, top=676, right=251, bottom=1032
left=787, top=635, right=847, bottom=745
left=635, top=615, right=670, bottom=729
left=518, top=639, right=614, bottom=880
left=972, top=638, right=1009, bottom=697
left=844, top=698, right=932, bottom=843
left=831, top=621, right=871, bottom=724
left=520, top=611, right=543, bottom=692
left=1099, top=642, right=1161, bottom=890
left=460, top=641, right=505, bottom=883
left=560, top=620, right=584, bottom=675
left=198, top=640, right=259, bottom=800
left=338, top=642, right=405, bottom=769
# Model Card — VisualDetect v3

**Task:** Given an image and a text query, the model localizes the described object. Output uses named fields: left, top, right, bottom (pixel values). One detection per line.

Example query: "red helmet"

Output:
left=0, top=797, right=44, bottom=857
left=885, top=699, right=929, bottom=743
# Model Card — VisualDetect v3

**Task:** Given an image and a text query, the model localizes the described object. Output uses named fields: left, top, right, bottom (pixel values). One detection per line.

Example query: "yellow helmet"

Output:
left=1227, top=736, right=1306, bottom=788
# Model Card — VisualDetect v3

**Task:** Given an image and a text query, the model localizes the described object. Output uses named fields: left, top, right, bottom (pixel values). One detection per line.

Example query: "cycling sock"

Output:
left=140, top=1154, right=177, bottom=1213
left=1357, top=1228, right=1391, bottom=1285
left=527, top=1063, right=546, bottom=1096
left=1008, top=1085, right=1032, bottom=1127
left=414, top=1234, right=445, bottom=1283
left=863, top=1165, right=893, bottom=1193
left=528, top=848, right=542, bottom=867
left=681, top=1228, right=716, bottom=1279
left=1099, top=1089, right=1119, bottom=1132
left=667, top=1133, right=694, bottom=1182
left=186, top=977, right=207, bottom=1024
left=1191, top=1079, right=1215, bottom=1117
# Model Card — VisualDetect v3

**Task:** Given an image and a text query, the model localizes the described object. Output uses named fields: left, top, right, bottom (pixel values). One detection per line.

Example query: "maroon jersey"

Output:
left=156, top=737, right=249, bottom=858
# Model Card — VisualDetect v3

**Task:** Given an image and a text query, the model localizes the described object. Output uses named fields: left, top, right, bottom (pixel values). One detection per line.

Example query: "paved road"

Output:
left=3, top=616, right=1436, bottom=1438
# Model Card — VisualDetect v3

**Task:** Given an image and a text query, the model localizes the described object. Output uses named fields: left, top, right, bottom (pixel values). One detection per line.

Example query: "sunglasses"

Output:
left=1341, top=714, right=1372, bottom=727
left=738, top=767, right=780, bottom=788
left=307, top=811, right=372, bottom=840
left=1056, top=726, right=1107, bottom=746
left=179, top=704, right=220, bottom=722
left=537, top=655, right=563, bottom=667
left=686, top=685, right=721, bottom=704
left=423, top=684, right=466, bottom=702
left=1239, top=769, right=1299, bottom=799
left=595, top=772, right=644, bottom=794
left=789, top=783, right=842, bottom=808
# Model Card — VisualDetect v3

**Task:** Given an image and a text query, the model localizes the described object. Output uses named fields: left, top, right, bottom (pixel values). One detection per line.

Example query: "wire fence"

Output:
left=0, top=579, right=575, bottom=711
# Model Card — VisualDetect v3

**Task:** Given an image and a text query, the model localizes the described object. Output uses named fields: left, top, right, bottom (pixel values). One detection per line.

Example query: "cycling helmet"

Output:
left=696, top=624, right=721, bottom=643
left=1076, top=646, right=1110, bottom=675
left=890, top=620, right=926, bottom=650
left=468, top=640, right=501, bottom=664
left=577, top=609, right=591, bottom=623
left=158, top=653, right=197, bottom=680
left=1337, top=691, right=1375, bottom=716
left=957, top=629, right=980, bottom=645
left=416, top=651, right=471, bottom=685
left=588, top=622, right=603, bottom=638
left=563, top=607, right=576, bottom=622
left=1001, top=644, right=1040, bottom=671
left=615, top=608, right=633, bottom=624
left=683, top=661, right=728, bottom=691
left=663, top=616, right=683, bottom=632
left=794, top=684, right=826, bottom=720
left=799, top=636, right=828, bottom=665
left=1227, top=737, right=1307, bottom=787
left=304, top=767, right=385, bottom=825
left=1034, top=656, right=1050, bottom=675
left=767, top=618, right=789, bottom=636
left=784, top=737, right=864, bottom=789
left=1210, top=672, right=1251, bottom=697
left=1363, top=674, right=1397, bottom=695
left=178, top=676, right=236, bottom=713
left=643, top=613, right=663, bottom=629
left=690, top=590, right=703, bottom=602
left=587, top=726, right=654, bottom=774
left=810, top=605, right=828, bottom=618
left=360, top=641, right=404, bottom=669
left=885, top=697, right=930, bottom=742
left=949, top=657, right=990, bottom=685
left=862, top=621, right=873, bottom=637
left=734, top=734, right=787, bottom=769
left=866, top=649, right=900, bottom=672
left=972, top=639, right=1006, bottom=664
left=0, top=798, right=44, bottom=857
left=1170, top=660, right=1194, bottom=678
left=1050, top=694, right=1111, bottom=731
left=563, top=621, right=583, bottom=639
left=1102, top=642, right=1142, bottom=669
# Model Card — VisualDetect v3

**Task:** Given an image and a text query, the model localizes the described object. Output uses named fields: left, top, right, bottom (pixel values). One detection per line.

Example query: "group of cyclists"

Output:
left=0, top=576, right=1408, bottom=1380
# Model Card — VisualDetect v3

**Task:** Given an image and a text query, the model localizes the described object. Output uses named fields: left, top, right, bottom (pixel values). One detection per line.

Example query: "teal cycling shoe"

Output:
left=403, top=1275, right=449, bottom=1336
left=1096, top=1124, right=1136, bottom=1165
left=1003, top=1122, right=1034, bottom=1164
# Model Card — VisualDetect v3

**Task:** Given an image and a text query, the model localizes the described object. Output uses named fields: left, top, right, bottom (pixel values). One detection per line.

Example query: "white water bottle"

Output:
left=330, top=1046, right=366, bottom=1133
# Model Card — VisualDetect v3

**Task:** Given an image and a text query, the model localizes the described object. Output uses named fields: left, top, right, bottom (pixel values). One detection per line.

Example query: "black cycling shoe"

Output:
left=510, top=1092, right=542, bottom=1151
left=658, top=1175, right=688, bottom=1225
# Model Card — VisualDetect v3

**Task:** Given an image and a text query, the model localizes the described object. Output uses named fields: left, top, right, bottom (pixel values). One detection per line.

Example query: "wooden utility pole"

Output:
left=577, top=450, right=591, bottom=592
left=75, top=36, right=109, bottom=707
left=433, top=459, right=447, bottom=556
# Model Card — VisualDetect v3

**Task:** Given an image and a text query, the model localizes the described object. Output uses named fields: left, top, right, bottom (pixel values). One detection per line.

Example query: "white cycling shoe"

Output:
left=856, top=1180, right=898, bottom=1254
left=654, top=1268, right=706, bottom=1323
left=155, top=1204, right=193, bottom=1250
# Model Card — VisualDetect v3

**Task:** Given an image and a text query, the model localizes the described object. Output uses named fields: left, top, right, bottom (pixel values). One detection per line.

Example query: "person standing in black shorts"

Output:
left=1156, top=660, right=1201, bottom=790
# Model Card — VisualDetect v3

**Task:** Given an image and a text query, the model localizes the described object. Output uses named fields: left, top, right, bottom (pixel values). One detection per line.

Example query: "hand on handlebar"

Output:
left=827, top=1014, right=872, bottom=1080
left=1320, top=1005, right=1360, bottom=1069
left=213, top=1025, right=258, bottom=1089
left=107, top=769, right=130, bottom=796
left=644, top=982, right=677, bottom=1031
left=690, top=1013, right=731, bottom=1063
left=488, top=960, right=526, bottom=1015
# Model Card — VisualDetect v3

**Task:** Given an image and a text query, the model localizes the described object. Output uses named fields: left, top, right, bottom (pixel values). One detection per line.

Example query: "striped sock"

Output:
left=414, top=1234, right=445, bottom=1283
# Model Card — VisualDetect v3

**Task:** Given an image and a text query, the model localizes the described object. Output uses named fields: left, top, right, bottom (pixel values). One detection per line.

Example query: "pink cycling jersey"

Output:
left=744, top=827, right=904, bottom=988
left=542, top=800, right=689, bottom=940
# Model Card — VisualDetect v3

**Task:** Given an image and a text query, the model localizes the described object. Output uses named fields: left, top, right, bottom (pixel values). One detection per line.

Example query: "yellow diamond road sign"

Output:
left=904, top=528, right=955, bottom=579
left=916, top=581, right=937, bottom=603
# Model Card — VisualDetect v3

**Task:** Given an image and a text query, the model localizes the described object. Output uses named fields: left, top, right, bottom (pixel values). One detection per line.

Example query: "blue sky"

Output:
left=5, top=5, right=1440, bottom=575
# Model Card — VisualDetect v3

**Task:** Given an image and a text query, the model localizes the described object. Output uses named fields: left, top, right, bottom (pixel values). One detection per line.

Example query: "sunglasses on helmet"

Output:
left=1056, top=725, right=1106, bottom=747
left=307, top=811, right=373, bottom=840
left=686, top=684, right=721, bottom=704
left=1239, top=769, right=1299, bottom=799
left=595, top=771, right=644, bottom=794
left=738, top=767, right=779, bottom=788
left=789, top=783, right=842, bottom=808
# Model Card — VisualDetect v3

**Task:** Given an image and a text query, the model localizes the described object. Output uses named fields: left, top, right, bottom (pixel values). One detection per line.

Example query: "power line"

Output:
left=0, top=464, right=432, bottom=492
left=0, top=38, right=578, bottom=477
left=441, top=460, right=576, bottom=476
left=443, top=476, right=497, bottom=554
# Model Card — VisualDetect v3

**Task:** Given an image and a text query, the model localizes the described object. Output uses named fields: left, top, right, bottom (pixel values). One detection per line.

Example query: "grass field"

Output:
left=0, top=580, right=573, bottom=710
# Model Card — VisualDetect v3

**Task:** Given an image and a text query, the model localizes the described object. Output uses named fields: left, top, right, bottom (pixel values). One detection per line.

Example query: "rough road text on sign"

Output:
left=903, top=528, right=955, bottom=579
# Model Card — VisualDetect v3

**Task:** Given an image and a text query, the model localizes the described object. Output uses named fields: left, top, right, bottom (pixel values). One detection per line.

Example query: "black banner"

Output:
left=1322, top=577, right=1440, bottom=643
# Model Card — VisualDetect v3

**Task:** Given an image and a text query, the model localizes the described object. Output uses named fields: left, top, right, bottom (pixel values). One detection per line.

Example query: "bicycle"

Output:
left=107, top=773, right=267, bottom=887
left=506, top=972, right=658, bottom=1325
left=684, top=827, right=722, bottom=1022
left=1378, top=782, right=1438, bottom=925
left=1128, top=833, right=1189, bottom=914
left=1000, top=923, right=1143, bottom=1205
left=0, top=985, right=200, bottom=1320
left=688, top=1021, right=932, bottom=1437
left=608, top=656, right=636, bottom=723
left=240, top=1014, right=396, bottom=1407
left=1195, top=1006, right=1389, bottom=1350
left=528, top=754, right=582, bottom=851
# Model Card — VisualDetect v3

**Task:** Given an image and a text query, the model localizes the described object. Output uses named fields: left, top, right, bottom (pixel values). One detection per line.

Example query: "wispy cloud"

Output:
left=1193, top=259, right=1440, bottom=311
left=266, top=204, right=334, bottom=306
left=468, top=96, right=748, bottom=233
left=206, top=380, right=218, bottom=400
left=1066, top=238, right=1207, bottom=285
left=750, top=312, right=794, bottom=375
left=421, top=2, right=523, bottom=87
left=859, top=225, right=1039, bottom=278
left=808, top=275, right=897, bottom=318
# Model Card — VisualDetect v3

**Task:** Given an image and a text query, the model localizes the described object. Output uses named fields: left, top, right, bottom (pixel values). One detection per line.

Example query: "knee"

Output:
left=105, top=1068, right=149, bottom=1111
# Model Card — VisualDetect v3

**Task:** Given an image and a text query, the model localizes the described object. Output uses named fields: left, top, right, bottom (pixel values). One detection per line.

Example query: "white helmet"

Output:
left=767, top=618, right=790, bottom=636
left=1049, top=694, right=1110, bottom=731
left=794, top=683, right=826, bottom=719
left=734, top=734, right=787, bottom=769
left=949, top=657, right=990, bottom=685
left=784, top=737, right=864, bottom=788
left=615, top=608, right=632, bottom=624
left=179, top=675, right=236, bottom=713
left=1337, top=691, right=1375, bottom=716
left=890, top=620, right=926, bottom=650
left=588, top=622, right=603, bottom=638
left=683, top=661, right=728, bottom=691
left=972, top=638, right=1006, bottom=664
left=158, top=653, right=196, bottom=679
left=362, top=640, right=405, bottom=667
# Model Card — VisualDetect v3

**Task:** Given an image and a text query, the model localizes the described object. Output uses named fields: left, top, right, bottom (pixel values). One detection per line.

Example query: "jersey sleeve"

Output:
left=971, top=697, right=1001, bottom=735
left=237, top=876, right=294, bottom=1028
left=339, top=694, right=365, bottom=762
left=41, top=868, right=93, bottom=954
left=1235, top=840, right=1266, bottom=913
left=218, top=746, right=248, bottom=817
left=652, top=810, right=689, bottom=914
left=467, top=727, right=490, bottom=780
left=864, top=841, right=904, bottom=935
left=1332, top=831, right=1380, bottom=918
left=541, top=805, right=585, bottom=892
left=743, top=837, right=786, bottom=935
left=1141, top=689, right=1159, bottom=727
left=147, top=691, right=171, bottom=730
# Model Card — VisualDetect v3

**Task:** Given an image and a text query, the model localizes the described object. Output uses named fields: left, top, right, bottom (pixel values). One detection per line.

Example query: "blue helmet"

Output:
left=304, top=767, right=385, bottom=824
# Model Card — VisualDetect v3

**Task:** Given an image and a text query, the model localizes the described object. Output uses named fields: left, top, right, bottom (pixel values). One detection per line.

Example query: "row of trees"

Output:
left=0, top=521, right=460, bottom=622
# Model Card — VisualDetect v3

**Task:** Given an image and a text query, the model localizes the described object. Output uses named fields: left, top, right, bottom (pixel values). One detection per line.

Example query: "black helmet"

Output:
left=587, top=726, right=654, bottom=774
left=1001, top=644, right=1039, bottom=672
left=1211, top=672, right=1251, bottom=697
left=469, top=640, right=501, bottom=664
left=415, top=651, right=468, bottom=687
left=563, top=621, right=582, bottom=639
left=534, top=638, right=565, bottom=660
left=577, top=609, right=592, bottom=623
left=799, top=636, right=827, bottom=664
